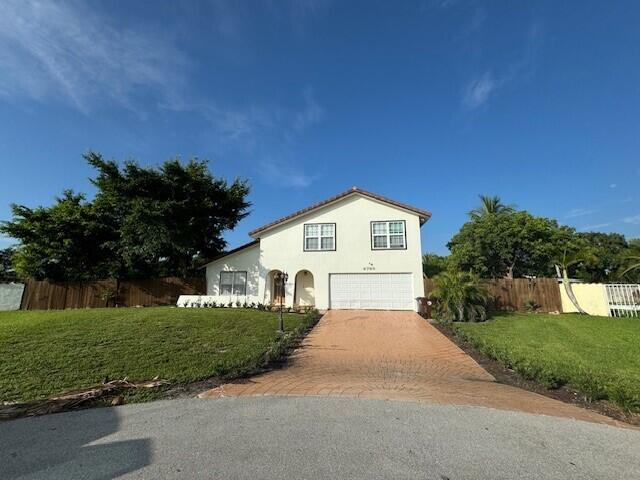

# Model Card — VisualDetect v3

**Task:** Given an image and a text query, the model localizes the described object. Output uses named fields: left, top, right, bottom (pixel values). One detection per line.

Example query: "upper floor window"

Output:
left=304, top=223, right=335, bottom=251
left=219, top=271, right=247, bottom=295
left=371, top=220, right=406, bottom=250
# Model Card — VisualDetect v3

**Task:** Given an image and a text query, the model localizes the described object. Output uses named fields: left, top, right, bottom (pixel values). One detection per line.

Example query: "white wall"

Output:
left=258, top=194, right=424, bottom=311
left=204, top=193, right=425, bottom=311
left=560, top=283, right=610, bottom=316
left=0, top=283, right=24, bottom=311
left=204, top=244, right=262, bottom=305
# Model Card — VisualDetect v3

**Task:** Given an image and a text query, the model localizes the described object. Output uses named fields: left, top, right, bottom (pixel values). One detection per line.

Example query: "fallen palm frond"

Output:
left=0, top=378, right=168, bottom=420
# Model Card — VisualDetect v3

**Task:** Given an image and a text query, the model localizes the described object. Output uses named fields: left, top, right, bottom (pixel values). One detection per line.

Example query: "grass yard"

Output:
left=454, top=313, right=640, bottom=412
left=0, top=307, right=312, bottom=403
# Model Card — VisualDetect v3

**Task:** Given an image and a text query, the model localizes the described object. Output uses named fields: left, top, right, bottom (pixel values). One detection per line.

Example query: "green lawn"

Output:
left=0, top=307, right=312, bottom=403
left=454, top=313, right=640, bottom=411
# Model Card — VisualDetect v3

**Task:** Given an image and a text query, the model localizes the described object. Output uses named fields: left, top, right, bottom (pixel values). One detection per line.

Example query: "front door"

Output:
left=273, top=277, right=285, bottom=305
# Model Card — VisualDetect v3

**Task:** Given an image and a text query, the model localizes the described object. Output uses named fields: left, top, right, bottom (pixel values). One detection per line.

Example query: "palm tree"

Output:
left=468, top=195, right=515, bottom=219
left=429, top=270, right=489, bottom=323
left=554, top=247, right=597, bottom=314
left=621, top=256, right=640, bottom=278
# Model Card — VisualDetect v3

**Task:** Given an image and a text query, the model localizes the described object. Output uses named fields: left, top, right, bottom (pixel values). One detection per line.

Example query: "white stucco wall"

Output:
left=203, top=193, right=425, bottom=311
left=204, top=244, right=261, bottom=305
left=259, top=194, right=424, bottom=311
left=0, top=283, right=24, bottom=311
left=560, top=283, right=610, bottom=316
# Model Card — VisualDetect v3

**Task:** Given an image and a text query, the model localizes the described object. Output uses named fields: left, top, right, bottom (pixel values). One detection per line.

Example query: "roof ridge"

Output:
left=248, top=187, right=431, bottom=237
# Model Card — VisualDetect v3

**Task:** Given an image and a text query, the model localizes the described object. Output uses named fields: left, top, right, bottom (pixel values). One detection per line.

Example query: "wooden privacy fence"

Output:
left=423, top=277, right=563, bottom=313
left=20, top=277, right=205, bottom=310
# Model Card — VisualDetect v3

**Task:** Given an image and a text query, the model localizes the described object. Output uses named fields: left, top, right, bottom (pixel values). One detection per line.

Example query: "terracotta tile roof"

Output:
left=200, top=239, right=259, bottom=268
left=249, top=187, right=431, bottom=237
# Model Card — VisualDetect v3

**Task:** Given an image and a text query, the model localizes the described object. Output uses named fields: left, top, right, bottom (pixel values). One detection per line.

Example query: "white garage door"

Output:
left=329, top=273, right=414, bottom=310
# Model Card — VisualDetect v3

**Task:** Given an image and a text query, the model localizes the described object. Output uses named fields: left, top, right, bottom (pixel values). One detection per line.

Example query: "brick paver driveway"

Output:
left=201, top=310, right=622, bottom=426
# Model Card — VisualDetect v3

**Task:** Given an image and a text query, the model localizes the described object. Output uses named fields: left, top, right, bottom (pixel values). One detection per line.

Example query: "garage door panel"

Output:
left=329, top=273, right=414, bottom=310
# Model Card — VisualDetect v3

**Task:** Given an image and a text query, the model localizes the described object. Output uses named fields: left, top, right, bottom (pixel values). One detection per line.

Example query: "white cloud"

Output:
left=0, top=1, right=326, bottom=189
left=579, top=223, right=611, bottom=231
left=292, top=88, right=325, bottom=132
left=260, top=158, right=318, bottom=188
left=462, top=21, right=542, bottom=110
left=565, top=208, right=598, bottom=219
left=0, top=0, right=190, bottom=114
left=0, top=235, right=15, bottom=246
left=462, top=71, right=496, bottom=109
left=623, top=214, right=640, bottom=225
left=161, top=87, right=324, bottom=149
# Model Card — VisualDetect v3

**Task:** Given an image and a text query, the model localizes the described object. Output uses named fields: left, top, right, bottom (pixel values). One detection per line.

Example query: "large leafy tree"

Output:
left=572, top=232, right=628, bottom=282
left=0, top=247, right=19, bottom=281
left=1, top=153, right=250, bottom=281
left=449, top=211, right=567, bottom=278
left=1, top=191, right=114, bottom=281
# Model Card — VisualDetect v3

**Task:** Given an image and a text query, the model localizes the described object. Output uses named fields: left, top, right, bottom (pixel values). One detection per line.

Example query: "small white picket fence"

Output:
left=605, top=284, right=640, bottom=318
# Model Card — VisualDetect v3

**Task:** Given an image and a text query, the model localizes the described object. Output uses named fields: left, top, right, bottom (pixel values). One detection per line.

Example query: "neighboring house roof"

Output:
left=200, top=239, right=259, bottom=268
left=249, top=186, right=432, bottom=237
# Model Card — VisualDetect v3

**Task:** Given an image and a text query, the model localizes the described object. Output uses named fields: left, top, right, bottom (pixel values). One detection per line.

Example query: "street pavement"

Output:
left=1, top=396, right=638, bottom=479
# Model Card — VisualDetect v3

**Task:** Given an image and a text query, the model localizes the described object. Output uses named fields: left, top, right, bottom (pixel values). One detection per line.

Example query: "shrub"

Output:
left=524, top=298, right=540, bottom=313
left=429, top=270, right=489, bottom=323
left=227, top=302, right=233, bottom=308
left=235, top=301, right=242, bottom=308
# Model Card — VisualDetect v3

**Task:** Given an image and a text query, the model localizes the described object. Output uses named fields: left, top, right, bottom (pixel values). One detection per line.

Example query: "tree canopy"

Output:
left=449, top=197, right=639, bottom=282
left=448, top=211, right=566, bottom=278
left=0, top=247, right=18, bottom=282
left=0, top=153, right=250, bottom=281
left=422, top=252, right=449, bottom=278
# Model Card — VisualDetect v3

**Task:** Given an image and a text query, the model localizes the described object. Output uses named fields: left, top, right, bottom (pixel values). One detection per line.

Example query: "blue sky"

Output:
left=0, top=0, right=638, bottom=255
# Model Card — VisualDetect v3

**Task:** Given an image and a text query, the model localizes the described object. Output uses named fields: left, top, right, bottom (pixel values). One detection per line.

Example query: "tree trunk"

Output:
left=505, top=265, right=514, bottom=279
left=561, top=268, right=587, bottom=314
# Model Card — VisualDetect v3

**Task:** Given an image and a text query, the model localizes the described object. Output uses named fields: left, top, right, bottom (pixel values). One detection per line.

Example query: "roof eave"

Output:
left=249, top=187, right=431, bottom=237
left=198, top=240, right=260, bottom=269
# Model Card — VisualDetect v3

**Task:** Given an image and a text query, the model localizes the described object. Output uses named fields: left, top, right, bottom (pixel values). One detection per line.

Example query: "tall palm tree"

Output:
left=468, top=195, right=515, bottom=219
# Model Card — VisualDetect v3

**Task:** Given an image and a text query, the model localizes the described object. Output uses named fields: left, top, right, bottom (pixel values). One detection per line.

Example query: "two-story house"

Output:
left=187, top=187, right=431, bottom=312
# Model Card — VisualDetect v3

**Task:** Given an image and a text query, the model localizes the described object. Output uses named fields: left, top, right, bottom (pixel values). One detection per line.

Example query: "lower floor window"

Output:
left=220, top=271, right=247, bottom=295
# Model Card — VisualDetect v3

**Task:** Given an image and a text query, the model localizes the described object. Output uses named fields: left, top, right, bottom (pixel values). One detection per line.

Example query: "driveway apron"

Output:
left=201, top=310, right=624, bottom=426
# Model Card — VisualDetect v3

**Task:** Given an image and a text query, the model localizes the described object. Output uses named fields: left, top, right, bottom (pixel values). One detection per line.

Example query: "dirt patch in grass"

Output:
left=433, top=321, right=640, bottom=427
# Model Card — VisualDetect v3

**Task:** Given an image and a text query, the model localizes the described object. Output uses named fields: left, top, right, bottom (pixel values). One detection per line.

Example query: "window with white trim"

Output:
left=219, top=271, right=247, bottom=295
left=304, top=223, right=335, bottom=251
left=371, top=221, right=406, bottom=249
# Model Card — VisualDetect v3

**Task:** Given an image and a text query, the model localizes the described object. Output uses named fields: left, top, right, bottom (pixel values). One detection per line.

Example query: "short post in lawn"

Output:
left=275, top=271, right=289, bottom=333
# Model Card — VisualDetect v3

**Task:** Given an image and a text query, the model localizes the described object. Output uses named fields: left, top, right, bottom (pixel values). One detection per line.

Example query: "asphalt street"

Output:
left=1, top=396, right=638, bottom=479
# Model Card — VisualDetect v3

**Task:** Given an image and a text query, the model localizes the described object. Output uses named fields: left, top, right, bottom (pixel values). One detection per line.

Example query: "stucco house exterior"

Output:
left=181, top=187, right=431, bottom=312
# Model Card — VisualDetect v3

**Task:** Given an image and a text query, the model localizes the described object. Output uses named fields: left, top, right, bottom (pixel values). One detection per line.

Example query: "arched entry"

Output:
left=267, top=270, right=285, bottom=305
left=294, top=270, right=315, bottom=307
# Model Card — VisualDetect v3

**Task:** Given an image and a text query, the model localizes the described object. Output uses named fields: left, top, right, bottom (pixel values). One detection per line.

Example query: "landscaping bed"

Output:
left=0, top=307, right=320, bottom=416
left=445, top=312, right=640, bottom=423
